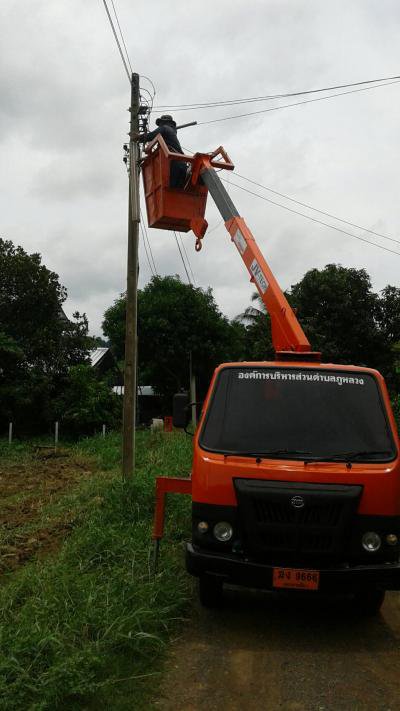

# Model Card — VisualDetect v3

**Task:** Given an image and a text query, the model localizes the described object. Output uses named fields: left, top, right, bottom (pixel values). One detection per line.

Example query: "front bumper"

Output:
left=186, top=543, right=400, bottom=592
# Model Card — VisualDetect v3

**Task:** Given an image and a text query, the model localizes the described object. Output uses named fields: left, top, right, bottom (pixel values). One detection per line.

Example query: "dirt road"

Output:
left=155, top=587, right=400, bottom=710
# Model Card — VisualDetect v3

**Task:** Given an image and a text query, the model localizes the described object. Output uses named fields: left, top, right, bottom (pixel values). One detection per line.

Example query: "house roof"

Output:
left=112, top=385, right=155, bottom=396
left=90, top=348, right=110, bottom=367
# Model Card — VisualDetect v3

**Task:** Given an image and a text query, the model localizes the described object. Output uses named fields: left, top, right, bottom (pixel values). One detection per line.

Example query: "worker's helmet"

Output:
left=156, top=114, right=176, bottom=128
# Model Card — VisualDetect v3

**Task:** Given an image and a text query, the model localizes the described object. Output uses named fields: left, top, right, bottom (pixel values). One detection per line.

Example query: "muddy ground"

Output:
left=0, top=450, right=94, bottom=573
left=155, top=587, right=400, bottom=710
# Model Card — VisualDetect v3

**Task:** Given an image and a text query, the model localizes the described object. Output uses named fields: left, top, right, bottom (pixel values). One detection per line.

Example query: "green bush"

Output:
left=55, top=364, right=121, bottom=436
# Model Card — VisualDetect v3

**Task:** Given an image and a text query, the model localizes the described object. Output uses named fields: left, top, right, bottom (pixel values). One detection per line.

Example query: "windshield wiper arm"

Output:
left=224, top=449, right=312, bottom=459
left=305, top=450, right=392, bottom=463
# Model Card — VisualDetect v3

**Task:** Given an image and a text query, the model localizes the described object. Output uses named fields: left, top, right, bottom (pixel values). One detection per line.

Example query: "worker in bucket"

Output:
left=135, top=114, right=187, bottom=188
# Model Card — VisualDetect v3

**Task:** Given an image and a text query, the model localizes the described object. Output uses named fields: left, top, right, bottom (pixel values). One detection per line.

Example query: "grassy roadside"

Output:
left=0, top=431, right=193, bottom=710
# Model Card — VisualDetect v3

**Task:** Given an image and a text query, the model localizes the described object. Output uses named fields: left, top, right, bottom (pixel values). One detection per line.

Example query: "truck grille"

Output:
left=253, top=500, right=343, bottom=527
left=234, top=479, right=362, bottom=563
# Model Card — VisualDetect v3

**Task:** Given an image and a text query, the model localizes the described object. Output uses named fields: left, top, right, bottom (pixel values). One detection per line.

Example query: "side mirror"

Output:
left=173, top=392, right=191, bottom=428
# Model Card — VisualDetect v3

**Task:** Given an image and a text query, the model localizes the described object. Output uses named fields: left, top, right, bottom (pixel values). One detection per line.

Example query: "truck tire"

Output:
left=353, top=589, right=386, bottom=616
left=198, top=575, right=223, bottom=608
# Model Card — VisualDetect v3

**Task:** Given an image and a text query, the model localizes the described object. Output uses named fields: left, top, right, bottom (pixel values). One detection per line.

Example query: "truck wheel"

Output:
left=198, top=575, right=223, bottom=608
left=354, top=589, right=386, bottom=616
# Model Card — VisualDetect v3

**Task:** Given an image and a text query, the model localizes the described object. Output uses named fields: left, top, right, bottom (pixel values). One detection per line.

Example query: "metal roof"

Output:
left=90, top=348, right=109, bottom=367
left=112, top=385, right=155, bottom=396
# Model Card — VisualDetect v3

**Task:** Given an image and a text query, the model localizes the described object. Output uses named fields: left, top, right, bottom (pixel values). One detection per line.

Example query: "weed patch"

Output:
left=0, top=431, right=193, bottom=710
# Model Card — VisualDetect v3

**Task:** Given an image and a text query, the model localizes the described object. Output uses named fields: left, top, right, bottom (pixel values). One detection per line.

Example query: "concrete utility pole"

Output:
left=122, top=72, right=140, bottom=479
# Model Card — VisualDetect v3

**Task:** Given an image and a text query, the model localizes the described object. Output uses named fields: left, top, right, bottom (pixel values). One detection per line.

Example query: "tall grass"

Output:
left=0, top=431, right=193, bottom=710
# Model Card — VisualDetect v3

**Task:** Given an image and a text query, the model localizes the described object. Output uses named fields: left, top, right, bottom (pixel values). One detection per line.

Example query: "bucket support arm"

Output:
left=193, top=154, right=319, bottom=358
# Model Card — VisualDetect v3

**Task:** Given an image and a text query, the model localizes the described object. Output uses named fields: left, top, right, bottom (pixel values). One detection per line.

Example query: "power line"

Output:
left=233, top=173, right=400, bottom=247
left=183, top=144, right=400, bottom=250
left=140, top=208, right=158, bottom=274
left=178, top=232, right=196, bottom=284
left=140, top=74, right=157, bottom=97
left=182, top=145, right=399, bottom=246
left=154, top=73, right=400, bottom=111
left=206, top=219, right=224, bottom=236
left=174, top=231, right=192, bottom=284
left=197, top=80, right=400, bottom=126
left=101, top=0, right=131, bottom=83
left=144, top=221, right=158, bottom=275
left=223, top=179, right=400, bottom=258
left=109, top=0, right=133, bottom=75
left=140, top=221, right=155, bottom=276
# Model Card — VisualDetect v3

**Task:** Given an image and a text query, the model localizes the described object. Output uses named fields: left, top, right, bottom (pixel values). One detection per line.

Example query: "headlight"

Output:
left=386, top=533, right=398, bottom=546
left=197, top=521, right=209, bottom=534
left=362, top=531, right=381, bottom=552
left=213, top=521, right=233, bottom=542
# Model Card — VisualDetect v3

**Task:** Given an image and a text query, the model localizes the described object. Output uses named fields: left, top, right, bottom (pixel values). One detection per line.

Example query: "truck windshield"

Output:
left=199, top=367, right=396, bottom=462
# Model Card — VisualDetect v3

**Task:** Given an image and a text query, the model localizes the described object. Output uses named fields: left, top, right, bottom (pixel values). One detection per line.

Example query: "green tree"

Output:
left=287, top=264, right=383, bottom=366
left=102, top=295, right=126, bottom=361
left=377, top=286, right=400, bottom=343
left=0, top=239, right=89, bottom=372
left=103, top=276, right=244, bottom=403
left=0, top=238, right=91, bottom=432
left=240, top=263, right=400, bottom=392
left=376, top=286, right=400, bottom=386
left=235, top=293, right=274, bottom=361
left=54, top=364, right=121, bottom=435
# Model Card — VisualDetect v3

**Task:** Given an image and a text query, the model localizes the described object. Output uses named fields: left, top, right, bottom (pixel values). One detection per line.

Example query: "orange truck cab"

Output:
left=185, top=360, right=400, bottom=611
left=142, top=136, right=400, bottom=613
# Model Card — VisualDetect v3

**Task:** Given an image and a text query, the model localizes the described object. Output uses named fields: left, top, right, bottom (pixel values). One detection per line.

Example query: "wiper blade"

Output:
left=224, top=449, right=312, bottom=459
left=305, top=450, right=392, bottom=463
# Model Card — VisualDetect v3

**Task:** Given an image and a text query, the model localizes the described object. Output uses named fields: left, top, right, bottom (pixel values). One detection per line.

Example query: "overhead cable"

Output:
left=197, top=80, right=400, bottom=126
left=140, top=221, right=155, bottom=276
left=109, top=0, right=133, bottom=74
left=182, top=146, right=399, bottom=248
left=234, top=173, right=400, bottom=247
left=174, top=231, right=192, bottom=284
left=154, top=73, right=400, bottom=111
left=140, top=208, right=158, bottom=274
left=101, top=0, right=131, bottom=83
left=141, top=74, right=157, bottom=97
left=223, top=179, right=400, bottom=258
left=178, top=233, right=196, bottom=285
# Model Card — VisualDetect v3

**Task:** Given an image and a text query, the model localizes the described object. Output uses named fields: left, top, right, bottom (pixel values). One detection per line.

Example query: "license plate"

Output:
left=273, top=567, right=320, bottom=590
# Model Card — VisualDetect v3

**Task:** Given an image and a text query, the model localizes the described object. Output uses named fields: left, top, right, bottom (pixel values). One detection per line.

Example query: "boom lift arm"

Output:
left=143, top=137, right=319, bottom=359
left=195, top=154, right=316, bottom=358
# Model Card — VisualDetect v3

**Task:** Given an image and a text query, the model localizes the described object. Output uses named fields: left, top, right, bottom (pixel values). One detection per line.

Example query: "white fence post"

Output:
left=8, top=422, right=12, bottom=445
left=55, top=421, right=59, bottom=451
left=102, top=424, right=106, bottom=438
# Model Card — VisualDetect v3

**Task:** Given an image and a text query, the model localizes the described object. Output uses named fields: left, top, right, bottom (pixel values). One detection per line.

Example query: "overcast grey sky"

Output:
left=1, top=0, right=399, bottom=334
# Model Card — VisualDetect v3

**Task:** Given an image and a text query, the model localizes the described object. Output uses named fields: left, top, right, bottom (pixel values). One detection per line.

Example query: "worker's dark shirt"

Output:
left=140, top=125, right=183, bottom=154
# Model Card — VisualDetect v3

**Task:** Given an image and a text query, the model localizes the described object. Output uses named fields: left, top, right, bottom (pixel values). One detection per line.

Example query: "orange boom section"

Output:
left=142, top=138, right=318, bottom=357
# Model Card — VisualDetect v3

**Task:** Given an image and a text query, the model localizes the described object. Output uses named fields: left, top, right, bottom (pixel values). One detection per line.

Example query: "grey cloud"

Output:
left=31, top=152, right=123, bottom=201
left=1, top=0, right=399, bottom=339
